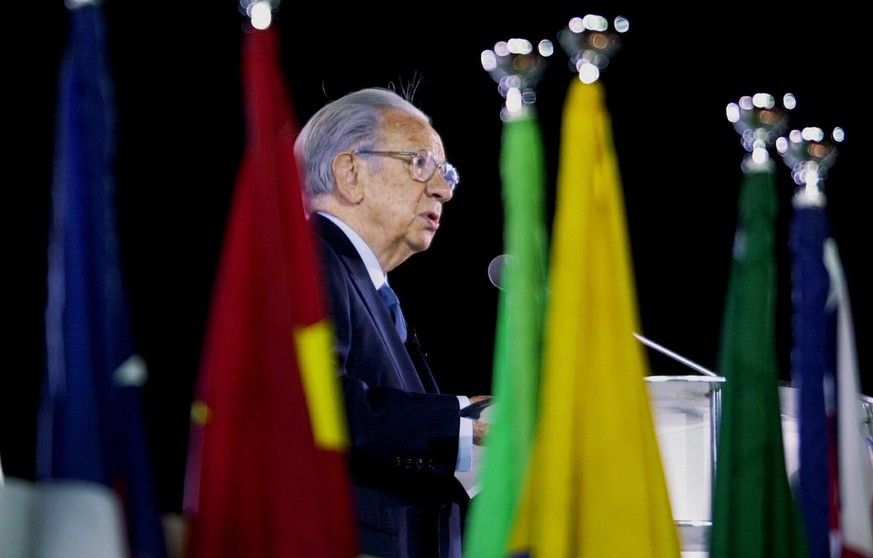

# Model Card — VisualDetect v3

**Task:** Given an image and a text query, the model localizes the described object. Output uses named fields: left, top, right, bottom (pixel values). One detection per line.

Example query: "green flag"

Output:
left=709, top=164, right=808, bottom=558
left=462, top=111, right=549, bottom=557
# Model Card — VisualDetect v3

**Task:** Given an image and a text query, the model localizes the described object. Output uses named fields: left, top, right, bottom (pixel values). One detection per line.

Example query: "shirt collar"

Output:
left=317, top=211, right=387, bottom=289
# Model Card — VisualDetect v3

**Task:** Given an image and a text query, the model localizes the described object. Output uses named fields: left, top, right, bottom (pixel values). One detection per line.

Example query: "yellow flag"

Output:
left=508, top=79, right=681, bottom=557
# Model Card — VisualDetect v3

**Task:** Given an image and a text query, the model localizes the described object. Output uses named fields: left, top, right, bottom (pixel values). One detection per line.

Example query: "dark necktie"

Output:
left=378, top=283, right=407, bottom=343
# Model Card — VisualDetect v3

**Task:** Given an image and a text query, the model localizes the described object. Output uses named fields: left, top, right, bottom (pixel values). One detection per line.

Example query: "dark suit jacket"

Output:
left=313, top=213, right=468, bottom=558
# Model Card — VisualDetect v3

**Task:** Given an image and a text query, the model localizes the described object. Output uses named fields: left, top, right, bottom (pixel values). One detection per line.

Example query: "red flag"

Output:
left=182, top=25, right=358, bottom=557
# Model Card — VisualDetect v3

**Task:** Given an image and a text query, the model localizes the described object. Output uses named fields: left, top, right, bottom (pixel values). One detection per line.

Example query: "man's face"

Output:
left=355, top=110, right=454, bottom=268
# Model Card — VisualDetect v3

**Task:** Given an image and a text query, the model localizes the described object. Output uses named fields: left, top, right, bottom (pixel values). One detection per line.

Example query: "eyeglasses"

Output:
left=353, top=150, right=459, bottom=191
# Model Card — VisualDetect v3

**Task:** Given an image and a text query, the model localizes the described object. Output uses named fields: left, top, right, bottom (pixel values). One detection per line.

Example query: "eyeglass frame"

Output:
left=353, top=150, right=459, bottom=191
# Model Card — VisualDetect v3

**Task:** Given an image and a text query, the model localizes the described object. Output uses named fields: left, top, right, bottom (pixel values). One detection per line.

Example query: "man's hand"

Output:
left=473, top=419, right=489, bottom=446
left=469, top=395, right=491, bottom=446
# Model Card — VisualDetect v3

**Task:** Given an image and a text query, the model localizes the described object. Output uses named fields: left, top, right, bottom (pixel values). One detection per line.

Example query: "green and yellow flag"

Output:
left=507, top=79, right=680, bottom=557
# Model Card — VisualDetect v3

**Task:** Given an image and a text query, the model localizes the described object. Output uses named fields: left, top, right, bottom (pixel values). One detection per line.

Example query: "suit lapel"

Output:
left=313, top=214, right=430, bottom=392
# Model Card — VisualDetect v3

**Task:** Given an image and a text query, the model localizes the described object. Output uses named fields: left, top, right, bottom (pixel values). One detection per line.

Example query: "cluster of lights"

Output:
left=725, top=93, right=793, bottom=167
left=558, top=14, right=629, bottom=85
left=481, top=38, right=553, bottom=119
left=481, top=14, right=629, bottom=119
left=726, top=93, right=844, bottom=200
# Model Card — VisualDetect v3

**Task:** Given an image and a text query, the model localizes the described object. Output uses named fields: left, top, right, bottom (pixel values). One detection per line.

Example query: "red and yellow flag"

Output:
left=183, top=25, right=357, bottom=558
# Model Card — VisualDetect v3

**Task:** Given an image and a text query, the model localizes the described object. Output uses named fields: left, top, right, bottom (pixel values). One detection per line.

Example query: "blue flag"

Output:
left=37, top=4, right=167, bottom=557
left=789, top=200, right=834, bottom=558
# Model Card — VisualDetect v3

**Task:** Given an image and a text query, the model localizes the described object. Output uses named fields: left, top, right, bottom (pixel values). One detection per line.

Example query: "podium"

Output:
left=647, top=375, right=873, bottom=555
left=645, top=375, right=724, bottom=554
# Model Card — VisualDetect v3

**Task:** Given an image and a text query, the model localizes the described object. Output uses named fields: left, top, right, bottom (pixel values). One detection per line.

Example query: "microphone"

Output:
left=487, top=254, right=509, bottom=290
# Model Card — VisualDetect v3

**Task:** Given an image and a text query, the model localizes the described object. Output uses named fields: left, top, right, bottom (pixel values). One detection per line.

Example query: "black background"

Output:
left=6, top=2, right=868, bottom=512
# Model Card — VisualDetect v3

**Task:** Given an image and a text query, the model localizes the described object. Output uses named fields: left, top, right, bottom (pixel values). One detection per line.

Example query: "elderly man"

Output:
left=294, top=87, right=489, bottom=558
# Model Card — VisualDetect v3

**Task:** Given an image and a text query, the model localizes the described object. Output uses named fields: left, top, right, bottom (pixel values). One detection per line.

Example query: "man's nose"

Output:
left=427, top=175, right=454, bottom=201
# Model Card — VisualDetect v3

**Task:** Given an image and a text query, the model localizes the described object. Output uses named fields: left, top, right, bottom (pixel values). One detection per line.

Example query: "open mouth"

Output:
left=423, top=210, right=440, bottom=228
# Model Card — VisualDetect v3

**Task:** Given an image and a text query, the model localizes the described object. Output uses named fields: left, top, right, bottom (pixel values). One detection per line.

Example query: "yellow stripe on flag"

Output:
left=295, top=319, right=348, bottom=450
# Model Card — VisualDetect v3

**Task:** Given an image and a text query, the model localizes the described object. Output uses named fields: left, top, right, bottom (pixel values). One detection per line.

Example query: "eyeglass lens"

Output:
left=411, top=152, right=433, bottom=181
left=413, top=152, right=458, bottom=189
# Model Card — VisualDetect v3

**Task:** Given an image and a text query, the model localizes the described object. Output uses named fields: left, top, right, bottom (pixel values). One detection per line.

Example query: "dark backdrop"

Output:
left=7, top=2, right=867, bottom=512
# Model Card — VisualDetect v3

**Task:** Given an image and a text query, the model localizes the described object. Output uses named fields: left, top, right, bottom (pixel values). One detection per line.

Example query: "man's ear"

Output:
left=332, top=152, right=364, bottom=204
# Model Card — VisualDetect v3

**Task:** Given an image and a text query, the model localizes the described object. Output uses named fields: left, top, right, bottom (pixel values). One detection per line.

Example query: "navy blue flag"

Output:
left=37, top=4, right=167, bottom=557
left=789, top=200, right=833, bottom=558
